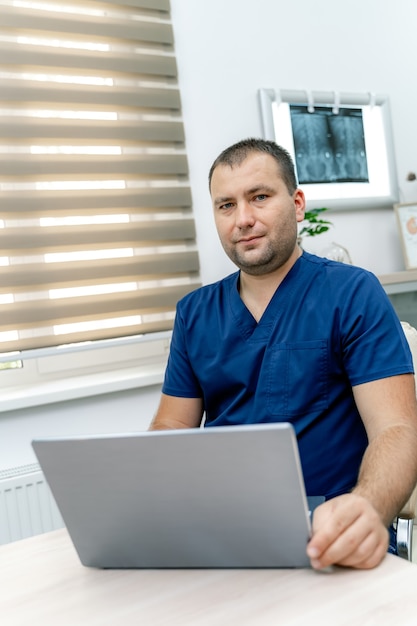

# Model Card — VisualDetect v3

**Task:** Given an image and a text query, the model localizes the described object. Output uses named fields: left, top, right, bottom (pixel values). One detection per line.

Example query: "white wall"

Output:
left=170, top=0, right=417, bottom=283
left=3, top=0, right=417, bottom=470
left=0, top=386, right=159, bottom=469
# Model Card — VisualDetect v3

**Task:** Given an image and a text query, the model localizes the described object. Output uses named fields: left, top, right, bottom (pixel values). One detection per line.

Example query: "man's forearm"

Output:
left=148, top=394, right=204, bottom=431
left=353, top=424, right=417, bottom=525
left=149, top=414, right=195, bottom=430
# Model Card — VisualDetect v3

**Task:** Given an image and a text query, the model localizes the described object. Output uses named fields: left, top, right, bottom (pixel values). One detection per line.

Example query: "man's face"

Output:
left=210, top=152, right=306, bottom=276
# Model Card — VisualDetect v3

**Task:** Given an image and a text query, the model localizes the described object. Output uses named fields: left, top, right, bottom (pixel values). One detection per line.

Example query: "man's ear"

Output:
left=294, top=189, right=306, bottom=223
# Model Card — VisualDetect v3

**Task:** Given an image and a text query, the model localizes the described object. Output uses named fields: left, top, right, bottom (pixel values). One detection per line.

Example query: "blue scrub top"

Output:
left=163, top=252, right=413, bottom=499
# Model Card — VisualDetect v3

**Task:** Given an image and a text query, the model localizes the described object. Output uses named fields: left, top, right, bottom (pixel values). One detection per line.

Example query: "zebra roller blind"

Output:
left=0, top=0, right=200, bottom=353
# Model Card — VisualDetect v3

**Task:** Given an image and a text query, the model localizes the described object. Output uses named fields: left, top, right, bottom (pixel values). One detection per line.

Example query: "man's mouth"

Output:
left=237, top=235, right=262, bottom=244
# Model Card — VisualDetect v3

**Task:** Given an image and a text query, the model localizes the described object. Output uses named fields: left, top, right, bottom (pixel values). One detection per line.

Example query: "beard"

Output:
left=221, top=224, right=298, bottom=276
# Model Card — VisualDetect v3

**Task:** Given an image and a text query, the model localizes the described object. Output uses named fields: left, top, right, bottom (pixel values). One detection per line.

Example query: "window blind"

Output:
left=0, top=0, right=200, bottom=354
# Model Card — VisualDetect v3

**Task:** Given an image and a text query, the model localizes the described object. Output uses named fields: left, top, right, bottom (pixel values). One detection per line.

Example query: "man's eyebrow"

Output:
left=213, top=196, right=234, bottom=207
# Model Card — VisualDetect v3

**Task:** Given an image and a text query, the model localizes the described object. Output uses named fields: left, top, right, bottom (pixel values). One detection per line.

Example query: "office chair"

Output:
left=396, top=321, right=417, bottom=561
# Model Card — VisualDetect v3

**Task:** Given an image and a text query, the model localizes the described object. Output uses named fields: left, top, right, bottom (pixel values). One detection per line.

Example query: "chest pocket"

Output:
left=266, top=340, right=328, bottom=416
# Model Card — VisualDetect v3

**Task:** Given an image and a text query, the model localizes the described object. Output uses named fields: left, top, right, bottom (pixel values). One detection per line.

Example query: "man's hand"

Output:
left=306, top=493, right=389, bottom=570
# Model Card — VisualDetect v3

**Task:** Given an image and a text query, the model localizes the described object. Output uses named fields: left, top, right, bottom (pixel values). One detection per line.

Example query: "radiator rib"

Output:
left=0, top=463, right=64, bottom=545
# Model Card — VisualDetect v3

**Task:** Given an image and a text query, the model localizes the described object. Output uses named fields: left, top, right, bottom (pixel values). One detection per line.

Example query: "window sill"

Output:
left=0, top=363, right=165, bottom=413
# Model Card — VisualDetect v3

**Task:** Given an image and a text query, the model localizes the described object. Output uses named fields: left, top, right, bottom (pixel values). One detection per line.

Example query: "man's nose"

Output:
left=235, top=200, right=255, bottom=228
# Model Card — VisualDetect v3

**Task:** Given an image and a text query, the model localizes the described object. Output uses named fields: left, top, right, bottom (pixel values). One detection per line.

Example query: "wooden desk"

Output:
left=1, top=529, right=417, bottom=625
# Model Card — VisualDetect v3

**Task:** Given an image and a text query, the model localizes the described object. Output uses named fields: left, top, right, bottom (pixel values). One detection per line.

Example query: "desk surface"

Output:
left=1, top=529, right=417, bottom=626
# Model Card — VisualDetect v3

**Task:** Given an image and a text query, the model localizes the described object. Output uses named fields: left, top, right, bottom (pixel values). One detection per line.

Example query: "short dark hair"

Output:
left=208, top=138, right=298, bottom=194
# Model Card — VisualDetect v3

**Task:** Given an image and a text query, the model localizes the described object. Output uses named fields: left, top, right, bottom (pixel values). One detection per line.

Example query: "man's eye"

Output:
left=255, top=194, right=267, bottom=201
left=220, top=202, right=234, bottom=210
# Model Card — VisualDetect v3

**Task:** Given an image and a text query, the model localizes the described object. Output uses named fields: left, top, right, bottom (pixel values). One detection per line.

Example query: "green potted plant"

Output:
left=298, top=208, right=352, bottom=263
left=298, top=207, right=333, bottom=239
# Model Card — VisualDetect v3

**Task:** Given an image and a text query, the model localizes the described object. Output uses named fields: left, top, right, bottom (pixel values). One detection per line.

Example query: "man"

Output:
left=150, top=137, right=417, bottom=570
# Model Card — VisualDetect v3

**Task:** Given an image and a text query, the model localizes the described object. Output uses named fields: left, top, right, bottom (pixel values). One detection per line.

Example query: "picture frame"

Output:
left=395, top=203, right=417, bottom=270
left=258, top=88, right=399, bottom=211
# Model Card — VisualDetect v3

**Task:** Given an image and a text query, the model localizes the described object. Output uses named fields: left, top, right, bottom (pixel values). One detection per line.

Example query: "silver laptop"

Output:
left=32, top=423, right=313, bottom=569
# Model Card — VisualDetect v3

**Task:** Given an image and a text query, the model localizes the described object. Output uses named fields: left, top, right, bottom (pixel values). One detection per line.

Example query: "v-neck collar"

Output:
left=228, top=255, right=304, bottom=341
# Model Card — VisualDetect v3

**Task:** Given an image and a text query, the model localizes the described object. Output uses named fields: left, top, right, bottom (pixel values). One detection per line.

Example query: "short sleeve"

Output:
left=162, top=303, right=203, bottom=398
left=339, top=272, right=413, bottom=386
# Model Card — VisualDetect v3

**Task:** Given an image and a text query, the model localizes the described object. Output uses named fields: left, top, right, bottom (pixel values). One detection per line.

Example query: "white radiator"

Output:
left=0, top=463, right=64, bottom=545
